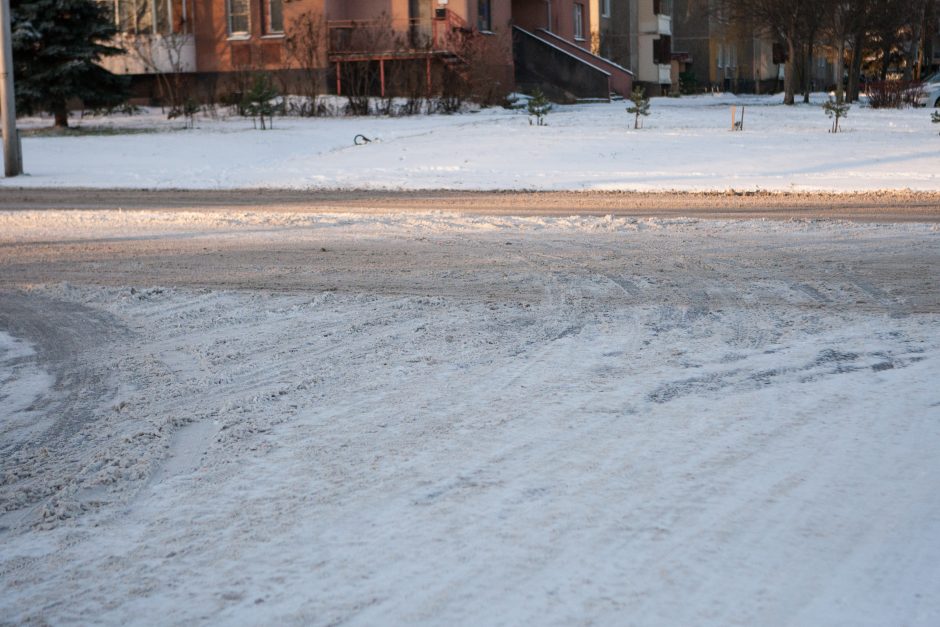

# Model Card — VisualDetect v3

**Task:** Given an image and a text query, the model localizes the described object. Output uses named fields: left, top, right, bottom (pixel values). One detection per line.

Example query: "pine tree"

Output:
left=627, top=87, right=650, bottom=129
left=527, top=88, right=551, bottom=126
left=822, top=98, right=850, bottom=133
left=12, top=0, right=128, bottom=127
left=242, top=74, right=280, bottom=130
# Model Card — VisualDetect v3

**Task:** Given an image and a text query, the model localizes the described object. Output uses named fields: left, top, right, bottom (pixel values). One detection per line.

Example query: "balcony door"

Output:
left=409, top=0, right=431, bottom=47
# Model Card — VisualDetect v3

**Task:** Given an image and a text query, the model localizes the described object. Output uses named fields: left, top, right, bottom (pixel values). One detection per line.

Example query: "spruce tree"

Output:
left=527, top=88, right=551, bottom=126
left=242, top=74, right=280, bottom=130
left=12, top=0, right=128, bottom=127
left=627, top=87, right=650, bottom=129
left=822, top=98, right=850, bottom=134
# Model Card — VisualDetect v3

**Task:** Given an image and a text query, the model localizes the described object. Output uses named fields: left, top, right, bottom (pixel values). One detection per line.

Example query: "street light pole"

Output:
left=0, top=0, right=23, bottom=177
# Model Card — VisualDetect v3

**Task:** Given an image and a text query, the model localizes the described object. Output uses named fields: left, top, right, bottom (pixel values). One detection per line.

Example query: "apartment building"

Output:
left=101, top=0, right=633, bottom=101
left=594, top=0, right=678, bottom=95
left=511, top=0, right=633, bottom=99
left=671, top=0, right=782, bottom=94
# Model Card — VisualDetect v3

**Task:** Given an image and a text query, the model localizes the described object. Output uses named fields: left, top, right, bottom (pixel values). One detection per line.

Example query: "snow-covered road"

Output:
left=1, top=211, right=939, bottom=625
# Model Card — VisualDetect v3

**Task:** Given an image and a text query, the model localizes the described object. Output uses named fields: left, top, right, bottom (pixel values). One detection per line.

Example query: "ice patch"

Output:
left=0, top=331, right=55, bottom=448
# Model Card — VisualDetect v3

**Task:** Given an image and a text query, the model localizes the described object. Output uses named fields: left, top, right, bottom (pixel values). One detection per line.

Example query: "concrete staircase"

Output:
left=512, top=26, right=634, bottom=101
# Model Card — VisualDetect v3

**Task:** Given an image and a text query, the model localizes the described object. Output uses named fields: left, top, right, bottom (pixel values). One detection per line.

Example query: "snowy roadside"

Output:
left=5, top=93, right=940, bottom=192
left=1, top=214, right=939, bottom=625
left=2, top=207, right=939, bottom=244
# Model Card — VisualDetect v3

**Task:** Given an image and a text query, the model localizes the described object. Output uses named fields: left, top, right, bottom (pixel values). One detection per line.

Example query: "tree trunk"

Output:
left=784, top=38, right=796, bottom=105
left=847, top=33, right=864, bottom=102
left=803, top=42, right=812, bottom=104
left=53, top=103, right=69, bottom=128
left=904, top=1, right=927, bottom=81
left=926, top=0, right=937, bottom=75
left=880, top=43, right=890, bottom=81
left=835, top=38, right=846, bottom=104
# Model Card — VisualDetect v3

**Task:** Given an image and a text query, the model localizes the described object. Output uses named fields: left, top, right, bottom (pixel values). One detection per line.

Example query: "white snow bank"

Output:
left=6, top=94, right=940, bottom=192
left=2, top=208, right=938, bottom=245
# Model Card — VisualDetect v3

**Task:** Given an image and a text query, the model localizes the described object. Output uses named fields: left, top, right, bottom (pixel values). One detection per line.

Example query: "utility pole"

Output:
left=0, top=0, right=22, bottom=177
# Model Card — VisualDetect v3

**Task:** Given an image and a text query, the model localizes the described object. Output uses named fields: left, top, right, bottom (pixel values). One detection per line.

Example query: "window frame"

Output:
left=573, top=2, right=584, bottom=41
left=263, top=0, right=284, bottom=35
left=227, top=0, right=250, bottom=38
left=477, top=0, right=492, bottom=33
left=601, top=0, right=610, bottom=18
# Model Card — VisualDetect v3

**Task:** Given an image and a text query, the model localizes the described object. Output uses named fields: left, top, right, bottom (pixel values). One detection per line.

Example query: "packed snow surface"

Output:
left=6, top=93, right=940, bottom=192
left=1, top=211, right=939, bottom=625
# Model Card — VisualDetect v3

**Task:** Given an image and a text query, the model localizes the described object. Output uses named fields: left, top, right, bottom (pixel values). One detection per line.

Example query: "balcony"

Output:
left=658, top=63, right=671, bottom=84
left=327, top=9, right=469, bottom=61
left=640, top=13, right=671, bottom=35
left=640, top=0, right=672, bottom=35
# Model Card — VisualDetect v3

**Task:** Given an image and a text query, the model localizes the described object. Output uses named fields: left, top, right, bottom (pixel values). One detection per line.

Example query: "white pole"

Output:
left=0, top=0, right=23, bottom=176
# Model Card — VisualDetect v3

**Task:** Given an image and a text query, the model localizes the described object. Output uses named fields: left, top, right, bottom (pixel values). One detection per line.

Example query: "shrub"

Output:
left=678, top=71, right=698, bottom=95
left=867, top=80, right=923, bottom=109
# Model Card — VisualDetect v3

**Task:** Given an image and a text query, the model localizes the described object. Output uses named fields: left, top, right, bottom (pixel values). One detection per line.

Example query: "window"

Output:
left=573, top=3, right=584, bottom=40
left=228, top=0, right=249, bottom=36
left=653, top=0, right=673, bottom=15
left=653, top=35, right=671, bottom=64
left=116, top=0, right=152, bottom=34
left=113, top=0, right=177, bottom=34
left=478, top=0, right=492, bottom=32
left=601, top=0, right=610, bottom=17
left=265, top=0, right=283, bottom=34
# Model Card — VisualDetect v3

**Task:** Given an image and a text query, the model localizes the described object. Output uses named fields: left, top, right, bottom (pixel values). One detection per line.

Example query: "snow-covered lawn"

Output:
left=1, top=212, right=939, bottom=625
left=6, top=93, right=940, bottom=192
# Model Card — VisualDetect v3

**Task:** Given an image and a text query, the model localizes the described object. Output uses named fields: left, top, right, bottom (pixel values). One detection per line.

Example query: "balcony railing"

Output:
left=653, top=0, right=673, bottom=15
left=328, top=9, right=469, bottom=59
left=658, top=63, right=672, bottom=84
left=640, top=12, right=671, bottom=35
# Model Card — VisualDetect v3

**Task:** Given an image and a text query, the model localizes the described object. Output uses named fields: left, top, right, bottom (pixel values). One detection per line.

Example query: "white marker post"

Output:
left=0, top=0, right=23, bottom=177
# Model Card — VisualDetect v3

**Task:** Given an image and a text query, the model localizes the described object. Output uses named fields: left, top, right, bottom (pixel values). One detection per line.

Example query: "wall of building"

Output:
left=670, top=0, right=709, bottom=87
left=597, top=0, right=632, bottom=71
left=193, top=0, right=331, bottom=73
left=512, top=0, right=592, bottom=49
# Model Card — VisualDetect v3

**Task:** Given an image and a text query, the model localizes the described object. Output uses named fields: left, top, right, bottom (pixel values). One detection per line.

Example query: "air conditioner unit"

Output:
left=434, top=8, right=447, bottom=19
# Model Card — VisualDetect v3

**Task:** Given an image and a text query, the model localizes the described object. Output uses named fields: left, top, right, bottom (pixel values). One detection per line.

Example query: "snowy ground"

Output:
left=1, top=210, right=939, bottom=625
left=5, top=93, right=940, bottom=192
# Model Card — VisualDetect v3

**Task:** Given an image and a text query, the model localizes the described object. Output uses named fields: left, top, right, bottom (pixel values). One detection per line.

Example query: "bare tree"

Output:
left=125, top=30, right=192, bottom=115
left=902, top=0, right=929, bottom=81
left=284, top=10, right=327, bottom=116
left=722, top=0, right=807, bottom=104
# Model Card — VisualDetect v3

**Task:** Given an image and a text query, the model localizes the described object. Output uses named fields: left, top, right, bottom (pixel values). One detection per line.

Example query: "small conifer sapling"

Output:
left=527, top=89, right=552, bottom=126
left=627, top=87, right=650, bottom=129
left=823, top=98, right=850, bottom=133
left=243, top=74, right=280, bottom=130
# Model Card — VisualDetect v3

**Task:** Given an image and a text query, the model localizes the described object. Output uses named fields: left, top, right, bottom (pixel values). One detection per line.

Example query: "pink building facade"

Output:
left=103, top=0, right=633, bottom=101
